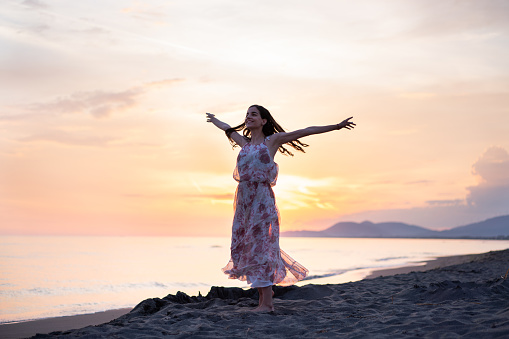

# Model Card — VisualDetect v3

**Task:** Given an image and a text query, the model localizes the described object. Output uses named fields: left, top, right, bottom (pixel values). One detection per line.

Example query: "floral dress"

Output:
left=222, top=138, right=308, bottom=287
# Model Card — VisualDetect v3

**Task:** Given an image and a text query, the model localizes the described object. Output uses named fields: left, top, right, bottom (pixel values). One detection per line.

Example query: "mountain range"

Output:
left=282, top=215, right=509, bottom=239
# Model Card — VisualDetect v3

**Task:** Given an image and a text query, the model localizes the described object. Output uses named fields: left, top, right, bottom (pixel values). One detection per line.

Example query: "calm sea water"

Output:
left=1, top=236, right=508, bottom=323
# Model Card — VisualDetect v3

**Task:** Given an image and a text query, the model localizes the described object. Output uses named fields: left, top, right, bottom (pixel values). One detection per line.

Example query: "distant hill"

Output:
left=282, top=215, right=509, bottom=239
left=438, top=215, right=509, bottom=238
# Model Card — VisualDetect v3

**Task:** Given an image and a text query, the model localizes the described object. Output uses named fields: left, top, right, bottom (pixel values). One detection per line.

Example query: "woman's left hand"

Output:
left=338, top=117, right=356, bottom=130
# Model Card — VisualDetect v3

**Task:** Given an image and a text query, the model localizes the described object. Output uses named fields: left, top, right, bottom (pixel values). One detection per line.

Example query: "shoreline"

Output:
left=364, top=251, right=486, bottom=279
left=1, top=249, right=507, bottom=338
left=0, top=309, right=132, bottom=339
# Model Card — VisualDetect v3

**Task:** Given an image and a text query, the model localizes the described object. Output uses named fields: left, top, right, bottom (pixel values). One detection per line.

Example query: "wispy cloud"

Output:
left=18, top=129, right=118, bottom=147
left=404, top=1, right=509, bottom=39
left=22, top=0, right=49, bottom=10
left=0, top=112, right=42, bottom=123
left=31, top=89, right=142, bottom=118
left=406, top=180, right=433, bottom=185
left=426, top=199, right=464, bottom=206
left=121, top=3, right=168, bottom=22
left=145, top=78, right=185, bottom=89
left=14, top=78, right=183, bottom=119
left=183, top=193, right=234, bottom=200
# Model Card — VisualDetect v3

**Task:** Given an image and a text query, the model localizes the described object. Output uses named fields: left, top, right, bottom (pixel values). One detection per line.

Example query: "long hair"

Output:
left=225, top=105, right=309, bottom=156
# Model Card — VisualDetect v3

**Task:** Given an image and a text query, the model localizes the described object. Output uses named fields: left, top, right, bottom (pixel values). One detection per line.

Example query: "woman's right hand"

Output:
left=206, top=112, right=230, bottom=131
left=206, top=112, right=215, bottom=122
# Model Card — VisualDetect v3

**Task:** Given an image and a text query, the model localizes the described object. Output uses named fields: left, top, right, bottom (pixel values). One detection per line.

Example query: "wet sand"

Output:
left=0, top=309, right=131, bottom=339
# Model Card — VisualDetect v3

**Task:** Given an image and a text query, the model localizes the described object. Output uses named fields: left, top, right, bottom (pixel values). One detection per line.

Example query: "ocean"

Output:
left=1, top=236, right=508, bottom=324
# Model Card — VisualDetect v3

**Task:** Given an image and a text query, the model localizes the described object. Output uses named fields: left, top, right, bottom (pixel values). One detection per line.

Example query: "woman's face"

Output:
left=245, top=106, right=266, bottom=130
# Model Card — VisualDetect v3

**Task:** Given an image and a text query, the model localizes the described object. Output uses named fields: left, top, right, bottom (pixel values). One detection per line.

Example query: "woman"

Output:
left=206, top=105, right=355, bottom=312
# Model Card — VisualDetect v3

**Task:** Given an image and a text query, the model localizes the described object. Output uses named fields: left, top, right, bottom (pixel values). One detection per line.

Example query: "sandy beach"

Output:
left=1, top=248, right=508, bottom=338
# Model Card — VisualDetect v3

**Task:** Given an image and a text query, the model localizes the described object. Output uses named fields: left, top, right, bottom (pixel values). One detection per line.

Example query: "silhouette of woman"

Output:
left=207, top=105, right=355, bottom=311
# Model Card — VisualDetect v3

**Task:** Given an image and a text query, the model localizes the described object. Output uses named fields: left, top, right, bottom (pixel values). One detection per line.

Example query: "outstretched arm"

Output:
left=206, top=113, right=230, bottom=131
left=271, top=117, right=355, bottom=146
left=206, top=113, right=247, bottom=147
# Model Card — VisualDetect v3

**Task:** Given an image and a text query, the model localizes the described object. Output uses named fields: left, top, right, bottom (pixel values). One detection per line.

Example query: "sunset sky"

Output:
left=1, top=0, right=508, bottom=236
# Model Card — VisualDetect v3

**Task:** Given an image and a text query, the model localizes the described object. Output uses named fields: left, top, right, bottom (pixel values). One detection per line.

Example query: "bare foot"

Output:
left=256, top=289, right=275, bottom=308
left=252, top=305, right=274, bottom=312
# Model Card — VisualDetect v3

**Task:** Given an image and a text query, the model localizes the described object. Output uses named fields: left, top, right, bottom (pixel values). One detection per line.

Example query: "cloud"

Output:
left=31, top=89, right=142, bottom=119
left=18, top=130, right=118, bottom=147
left=22, top=0, right=48, bottom=10
left=405, top=180, right=433, bottom=185
left=14, top=126, right=164, bottom=148
left=72, top=27, right=110, bottom=36
left=426, top=199, right=464, bottom=206
left=0, top=112, right=42, bottom=123
left=274, top=175, right=338, bottom=211
left=470, top=146, right=509, bottom=185
left=340, top=146, right=509, bottom=229
left=466, top=146, right=509, bottom=212
left=121, top=3, right=168, bottom=22
left=182, top=193, right=234, bottom=200
left=21, top=78, right=183, bottom=119
left=145, top=78, right=185, bottom=89
left=404, top=1, right=509, bottom=39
